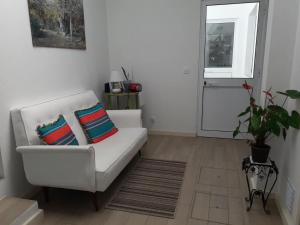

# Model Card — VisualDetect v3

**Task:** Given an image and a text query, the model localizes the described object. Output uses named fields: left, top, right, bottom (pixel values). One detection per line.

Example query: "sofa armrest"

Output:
left=17, top=145, right=96, bottom=192
left=106, top=110, right=142, bottom=128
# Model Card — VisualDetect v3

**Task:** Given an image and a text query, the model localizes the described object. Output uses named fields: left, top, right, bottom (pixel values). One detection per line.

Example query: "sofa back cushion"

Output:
left=37, top=115, right=79, bottom=145
left=75, top=103, right=118, bottom=144
left=11, top=90, right=98, bottom=146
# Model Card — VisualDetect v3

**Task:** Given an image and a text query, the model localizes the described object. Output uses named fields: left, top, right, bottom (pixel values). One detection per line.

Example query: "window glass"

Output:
left=205, top=22, right=235, bottom=68
left=204, top=3, right=259, bottom=79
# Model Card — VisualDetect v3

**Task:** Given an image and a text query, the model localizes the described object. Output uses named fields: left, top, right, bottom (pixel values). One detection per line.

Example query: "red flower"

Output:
left=243, top=83, right=253, bottom=90
left=263, top=90, right=274, bottom=104
left=263, top=90, right=273, bottom=98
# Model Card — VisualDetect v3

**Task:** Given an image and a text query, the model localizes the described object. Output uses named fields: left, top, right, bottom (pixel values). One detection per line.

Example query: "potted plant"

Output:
left=233, top=81, right=300, bottom=163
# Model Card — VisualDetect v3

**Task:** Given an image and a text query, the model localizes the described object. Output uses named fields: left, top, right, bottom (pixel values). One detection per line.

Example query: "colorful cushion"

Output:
left=75, top=103, right=118, bottom=144
left=37, top=115, right=79, bottom=145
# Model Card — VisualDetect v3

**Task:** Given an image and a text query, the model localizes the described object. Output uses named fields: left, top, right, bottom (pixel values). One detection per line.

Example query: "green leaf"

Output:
left=287, top=90, right=300, bottom=99
left=277, top=91, right=288, bottom=97
left=277, top=90, right=300, bottom=99
left=268, top=105, right=288, bottom=113
left=270, top=122, right=281, bottom=136
left=233, top=121, right=241, bottom=138
left=270, top=106, right=290, bottom=128
left=279, top=115, right=290, bottom=129
left=289, top=111, right=300, bottom=129
left=251, top=114, right=261, bottom=130
left=233, top=129, right=239, bottom=138
left=238, top=106, right=250, bottom=117
left=267, top=105, right=290, bottom=128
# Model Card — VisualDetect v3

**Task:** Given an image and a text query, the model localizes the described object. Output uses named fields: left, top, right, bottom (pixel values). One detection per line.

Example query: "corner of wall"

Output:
left=103, top=0, right=112, bottom=75
left=260, top=0, right=274, bottom=104
left=275, top=193, right=296, bottom=225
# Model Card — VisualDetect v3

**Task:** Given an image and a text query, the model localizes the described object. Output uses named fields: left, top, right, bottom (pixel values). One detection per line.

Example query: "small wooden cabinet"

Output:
left=103, top=92, right=140, bottom=110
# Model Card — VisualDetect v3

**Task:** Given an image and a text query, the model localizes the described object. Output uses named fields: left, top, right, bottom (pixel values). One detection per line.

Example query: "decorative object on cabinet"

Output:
left=129, top=83, right=142, bottom=92
left=121, top=66, right=130, bottom=81
left=121, top=66, right=132, bottom=92
left=110, top=70, right=124, bottom=94
left=104, top=67, right=143, bottom=109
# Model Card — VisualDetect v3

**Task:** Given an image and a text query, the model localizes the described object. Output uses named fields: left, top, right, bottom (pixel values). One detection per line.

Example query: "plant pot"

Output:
left=251, top=144, right=271, bottom=163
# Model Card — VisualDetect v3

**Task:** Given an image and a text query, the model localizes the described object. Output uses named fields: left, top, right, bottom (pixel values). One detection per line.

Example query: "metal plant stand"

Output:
left=242, top=156, right=278, bottom=214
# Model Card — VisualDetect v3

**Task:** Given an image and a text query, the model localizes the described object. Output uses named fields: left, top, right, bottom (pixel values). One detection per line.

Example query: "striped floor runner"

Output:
left=106, top=158, right=186, bottom=218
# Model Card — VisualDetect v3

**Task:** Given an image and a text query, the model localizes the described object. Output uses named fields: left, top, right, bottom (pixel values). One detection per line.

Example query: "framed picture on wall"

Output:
left=27, top=0, right=86, bottom=49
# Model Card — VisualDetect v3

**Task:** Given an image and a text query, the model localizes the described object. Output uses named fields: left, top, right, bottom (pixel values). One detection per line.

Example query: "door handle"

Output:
left=203, top=81, right=241, bottom=88
left=204, top=81, right=217, bottom=87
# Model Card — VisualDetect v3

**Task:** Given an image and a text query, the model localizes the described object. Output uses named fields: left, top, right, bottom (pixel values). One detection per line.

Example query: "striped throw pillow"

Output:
left=75, top=103, right=118, bottom=144
left=37, top=115, right=79, bottom=145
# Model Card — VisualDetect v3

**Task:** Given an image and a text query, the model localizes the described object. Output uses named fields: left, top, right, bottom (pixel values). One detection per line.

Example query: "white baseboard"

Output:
left=0, top=195, right=6, bottom=201
left=11, top=200, right=39, bottom=225
left=274, top=193, right=294, bottom=225
left=24, top=209, right=44, bottom=225
left=148, top=130, right=196, bottom=137
left=22, top=187, right=41, bottom=200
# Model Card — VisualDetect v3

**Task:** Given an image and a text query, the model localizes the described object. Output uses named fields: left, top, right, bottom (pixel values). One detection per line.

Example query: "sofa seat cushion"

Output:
left=94, top=128, right=147, bottom=191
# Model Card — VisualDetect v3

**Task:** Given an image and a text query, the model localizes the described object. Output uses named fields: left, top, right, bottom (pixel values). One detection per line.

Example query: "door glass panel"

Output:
left=204, top=3, right=259, bottom=79
left=206, top=22, right=235, bottom=68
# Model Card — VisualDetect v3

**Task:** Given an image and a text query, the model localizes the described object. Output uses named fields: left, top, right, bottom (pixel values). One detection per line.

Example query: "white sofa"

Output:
left=11, top=90, right=147, bottom=196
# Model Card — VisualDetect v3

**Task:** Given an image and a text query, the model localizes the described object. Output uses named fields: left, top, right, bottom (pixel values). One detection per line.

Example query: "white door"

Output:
left=198, top=0, right=269, bottom=138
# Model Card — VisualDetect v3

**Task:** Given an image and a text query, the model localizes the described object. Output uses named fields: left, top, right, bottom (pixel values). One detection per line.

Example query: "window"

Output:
left=205, top=22, right=235, bottom=68
left=204, top=3, right=259, bottom=79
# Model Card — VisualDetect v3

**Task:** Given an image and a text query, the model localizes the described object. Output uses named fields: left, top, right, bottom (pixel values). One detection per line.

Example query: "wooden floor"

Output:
left=0, top=197, right=41, bottom=225
left=37, top=135, right=283, bottom=225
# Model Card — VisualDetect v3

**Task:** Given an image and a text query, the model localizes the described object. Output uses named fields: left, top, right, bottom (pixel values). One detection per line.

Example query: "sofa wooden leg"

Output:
left=43, top=187, right=49, bottom=203
left=91, top=192, right=99, bottom=211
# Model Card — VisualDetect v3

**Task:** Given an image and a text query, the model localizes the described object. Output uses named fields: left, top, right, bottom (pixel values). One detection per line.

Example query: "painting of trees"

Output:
left=28, top=0, right=86, bottom=49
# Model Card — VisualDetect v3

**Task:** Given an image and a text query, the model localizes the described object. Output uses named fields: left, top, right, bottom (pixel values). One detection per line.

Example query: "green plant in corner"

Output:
left=233, top=81, right=300, bottom=162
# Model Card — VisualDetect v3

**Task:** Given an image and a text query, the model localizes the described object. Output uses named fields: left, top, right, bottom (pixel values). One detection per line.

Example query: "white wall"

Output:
left=0, top=0, right=110, bottom=197
left=106, top=0, right=201, bottom=134
left=244, top=5, right=259, bottom=77
left=264, top=0, right=299, bottom=91
left=262, top=0, right=300, bottom=224
left=105, top=0, right=258, bottom=134
left=284, top=19, right=300, bottom=222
